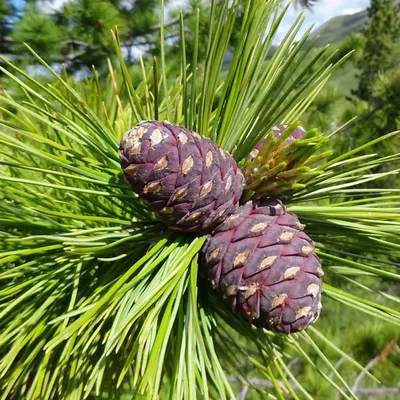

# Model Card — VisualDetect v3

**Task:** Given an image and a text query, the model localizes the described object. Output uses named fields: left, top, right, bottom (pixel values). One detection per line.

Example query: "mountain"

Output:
left=308, top=0, right=400, bottom=47
left=307, top=10, right=368, bottom=47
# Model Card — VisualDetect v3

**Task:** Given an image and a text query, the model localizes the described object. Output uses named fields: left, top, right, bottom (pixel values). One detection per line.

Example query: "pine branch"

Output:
left=0, top=0, right=399, bottom=398
left=357, top=387, right=400, bottom=395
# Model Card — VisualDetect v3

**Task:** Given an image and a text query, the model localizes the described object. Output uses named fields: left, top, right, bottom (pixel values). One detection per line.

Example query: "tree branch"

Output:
left=352, top=356, right=380, bottom=393
left=228, top=376, right=275, bottom=389
left=357, top=387, right=400, bottom=395
left=328, top=354, right=350, bottom=379
left=229, top=371, right=400, bottom=398
left=342, top=105, right=384, bottom=134
left=236, top=385, right=249, bottom=400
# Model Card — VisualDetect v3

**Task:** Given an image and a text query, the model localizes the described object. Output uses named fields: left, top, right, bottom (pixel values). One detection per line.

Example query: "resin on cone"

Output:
left=119, top=120, right=244, bottom=232
left=200, top=200, right=323, bottom=334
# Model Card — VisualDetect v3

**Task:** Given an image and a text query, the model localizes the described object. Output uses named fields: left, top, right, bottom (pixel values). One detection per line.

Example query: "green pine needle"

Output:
left=0, top=0, right=399, bottom=398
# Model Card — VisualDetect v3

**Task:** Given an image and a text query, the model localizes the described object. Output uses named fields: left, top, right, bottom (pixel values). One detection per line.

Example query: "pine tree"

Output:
left=0, top=0, right=14, bottom=54
left=113, top=0, right=162, bottom=63
left=47, top=0, right=127, bottom=71
left=339, top=0, right=400, bottom=145
left=0, top=1, right=399, bottom=399
left=11, top=3, right=64, bottom=61
left=295, top=0, right=318, bottom=8
left=10, top=0, right=165, bottom=71
left=356, top=0, right=400, bottom=102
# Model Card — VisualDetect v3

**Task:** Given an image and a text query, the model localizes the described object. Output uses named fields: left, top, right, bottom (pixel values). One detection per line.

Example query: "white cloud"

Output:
left=35, top=0, right=370, bottom=46
left=169, top=0, right=187, bottom=7
left=341, top=7, right=364, bottom=15
left=274, top=0, right=370, bottom=44
left=37, top=0, right=69, bottom=13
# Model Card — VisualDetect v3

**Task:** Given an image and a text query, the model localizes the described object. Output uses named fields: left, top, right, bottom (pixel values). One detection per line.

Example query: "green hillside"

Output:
left=308, top=0, right=400, bottom=47
left=308, top=10, right=368, bottom=46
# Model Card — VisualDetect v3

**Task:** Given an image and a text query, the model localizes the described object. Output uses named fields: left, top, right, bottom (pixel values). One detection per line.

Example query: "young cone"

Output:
left=247, top=124, right=306, bottom=160
left=200, top=199, right=323, bottom=334
left=1, top=0, right=400, bottom=397
left=119, top=120, right=244, bottom=232
left=240, top=123, right=329, bottom=201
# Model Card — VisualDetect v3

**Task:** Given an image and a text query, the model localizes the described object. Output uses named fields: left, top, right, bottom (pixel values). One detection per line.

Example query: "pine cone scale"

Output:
left=121, top=121, right=323, bottom=333
left=201, top=200, right=323, bottom=334
left=120, top=120, right=244, bottom=232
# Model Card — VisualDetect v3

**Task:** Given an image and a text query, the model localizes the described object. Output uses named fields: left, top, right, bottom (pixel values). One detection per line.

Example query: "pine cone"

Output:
left=119, top=120, right=244, bottom=233
left=200, top=200, right=323, bottom=334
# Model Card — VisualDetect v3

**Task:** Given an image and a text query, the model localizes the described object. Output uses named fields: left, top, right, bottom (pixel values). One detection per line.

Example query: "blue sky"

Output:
left=11, top=0, right=24, bottom=9
left=11, top=0, right=371, bottom=43
left=171, top=0, right=370, bottom=41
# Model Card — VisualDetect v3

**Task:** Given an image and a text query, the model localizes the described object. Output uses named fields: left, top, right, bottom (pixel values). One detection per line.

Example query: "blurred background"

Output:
left=0, top=0, right=399, bottom=398
left=1, top=0, right=399, bottom=145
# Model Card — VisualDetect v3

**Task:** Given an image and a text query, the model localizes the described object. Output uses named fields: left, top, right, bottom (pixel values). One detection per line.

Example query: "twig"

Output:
left=342, top=105, right=384, bottom=134
left=236, top=385, right=249, bottom=400
left=357, top=387, right=400, bottom=395
left=328, top=354, right=352, bottom=379
left=285, top=357, right=300, bottom=375
left=351, top=356, right=380, bottom=393
left=228, top=376, right=299, bottom=391
left=229, top=374, right=400, bottom=398
left=228, top=376, right=274, bottom=389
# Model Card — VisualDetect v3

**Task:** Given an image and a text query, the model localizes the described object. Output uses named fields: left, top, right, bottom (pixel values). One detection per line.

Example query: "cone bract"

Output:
left=247, top=124, right=306, bottom=160
left=240, top=123, right=329, bottom=201
left=119, top=120, right=244, bottom=232
left=201, top=200, right=323, bottom=334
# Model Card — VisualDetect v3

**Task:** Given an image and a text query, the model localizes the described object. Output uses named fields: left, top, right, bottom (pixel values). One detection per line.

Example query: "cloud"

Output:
left=168, top=0, right=187, bottom=7
left=33, top=0, right=370, bottom=45
left=37, top=0, right=69, bottom=13
left=274, top=0, right=370, bottom=44
left=341, top=8, right=364, bottom=15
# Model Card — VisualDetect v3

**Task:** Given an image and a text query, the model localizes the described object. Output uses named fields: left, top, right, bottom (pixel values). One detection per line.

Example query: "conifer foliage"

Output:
left=0, top=0, right=399, bottom=399
left=355, top=0, right=400, bottom=102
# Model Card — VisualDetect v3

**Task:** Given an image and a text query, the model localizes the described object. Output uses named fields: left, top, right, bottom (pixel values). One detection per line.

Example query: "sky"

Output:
left=275, top=0, right=370, bottom=42
left=169, top=0, right=370, bottom=42
left=11, top=0, right=371, bottom=44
